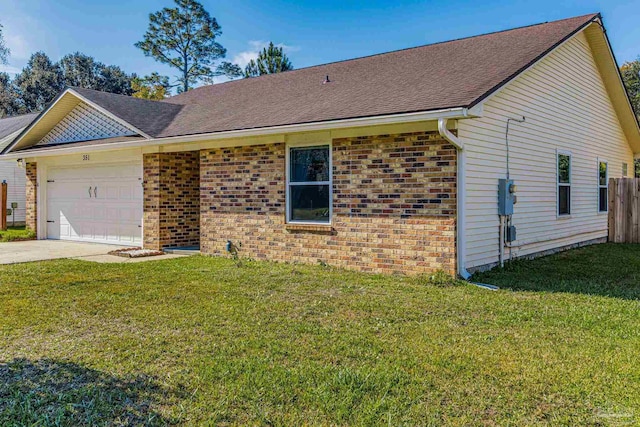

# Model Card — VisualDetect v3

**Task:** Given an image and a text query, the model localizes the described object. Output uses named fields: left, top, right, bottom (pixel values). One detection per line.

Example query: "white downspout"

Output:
left=438, top=118, right=471, bottom=280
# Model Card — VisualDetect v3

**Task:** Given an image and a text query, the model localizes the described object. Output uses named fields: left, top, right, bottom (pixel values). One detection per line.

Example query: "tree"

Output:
left=214, top=62, right=242, bottom=79
left=97, top=64, right=134, bottom=95
left=132, top=72, right=170, bottom=100
left=59, top=52, right=134, bottom=95
left=59, top=52, right=97, bottom=88
left=621, top=59, right=640, bottom=177
left=135, top=0, right=236, bottom=92
left=0, top=23, right=9, bottom=65
left=244, top=42, right=293, bottom=78
left=0, top=72, right=18, bottom=117
left=14, top=52, right=63, bottom=113
left=621, top=59, right=640, bottom=120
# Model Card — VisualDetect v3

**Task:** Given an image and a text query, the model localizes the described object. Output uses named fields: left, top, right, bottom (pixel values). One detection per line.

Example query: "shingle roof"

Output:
left=155, top=13, right=600, bottom=138
left=71, top=87, right=184, bottom=137
left=6, top=13, right=602, bottom=151
left=0, top=113, right=39, bottom=141
left=65, top=14, right=600, bottom=141
left=0, top=113, right=39, bottom=151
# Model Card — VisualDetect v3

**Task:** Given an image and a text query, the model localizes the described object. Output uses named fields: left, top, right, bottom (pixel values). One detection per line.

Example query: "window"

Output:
left=622, top=162, right=628, bottom=177
left=599, top=160, right=608, bottom=213
left=557, top=153, right=571, bottom=216
left=287, top=145, right=331, bottom=223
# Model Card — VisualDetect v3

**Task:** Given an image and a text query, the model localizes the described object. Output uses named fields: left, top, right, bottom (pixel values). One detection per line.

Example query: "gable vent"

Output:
left=39, top=102, right=136, bottom=145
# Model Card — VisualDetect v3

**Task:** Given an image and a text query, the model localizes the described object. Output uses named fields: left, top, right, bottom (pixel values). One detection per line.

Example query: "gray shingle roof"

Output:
left=64, top=14, right=601, bottom=141
left=71, top=87, right=184, bottom=137
left=6, top=13, right=601, bottom=151
left=155, top=13, right=599, bottom=138
left=0, top=113, right=39, bottom=151
left=0, top=113, right=39, bottom=140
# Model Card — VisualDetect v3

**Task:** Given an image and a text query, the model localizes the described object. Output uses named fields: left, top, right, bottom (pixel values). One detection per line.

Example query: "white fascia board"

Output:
left=2, top=89, right=73, bottom=154
left=0, top=128, right=26, bottom=152
left=1, top=107, right=477, bottom=160
left=3, top=88, right=152, bottom=155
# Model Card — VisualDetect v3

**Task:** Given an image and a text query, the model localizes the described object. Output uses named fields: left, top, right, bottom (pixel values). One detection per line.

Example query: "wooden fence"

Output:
left=608, top=178, right=640, bottom=243
left=1, top=181, right=6, bottom=231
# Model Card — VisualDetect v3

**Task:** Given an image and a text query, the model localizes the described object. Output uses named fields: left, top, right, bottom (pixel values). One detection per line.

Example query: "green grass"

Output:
left=0, top=226, right=35, bottom=242
left=472, top=243, right=640, bottom=300
left=1, top=244, right=639, bottom=425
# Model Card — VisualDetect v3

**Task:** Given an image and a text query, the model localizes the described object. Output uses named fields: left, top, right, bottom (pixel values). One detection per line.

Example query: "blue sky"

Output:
left=0, top=0, right=638, bottom=91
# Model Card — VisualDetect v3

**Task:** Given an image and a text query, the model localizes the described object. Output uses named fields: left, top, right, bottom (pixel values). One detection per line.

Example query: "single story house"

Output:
left=0, top=113, right=38, bottom=224
left=2, top=13, right=639, bottom=277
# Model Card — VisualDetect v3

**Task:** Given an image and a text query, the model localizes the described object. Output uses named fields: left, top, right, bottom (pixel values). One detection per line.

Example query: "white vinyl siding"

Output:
left=459, top=31, right=634, bottom=270
left=0, top=159, right=26, bottom=223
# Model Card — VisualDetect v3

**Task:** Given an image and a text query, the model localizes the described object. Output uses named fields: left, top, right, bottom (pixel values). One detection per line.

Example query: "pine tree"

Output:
left=14, top=52, right=63, bottom=112
left=135, top=0, right=237, bottom=92
left=244, top=42, right=293, bottom=78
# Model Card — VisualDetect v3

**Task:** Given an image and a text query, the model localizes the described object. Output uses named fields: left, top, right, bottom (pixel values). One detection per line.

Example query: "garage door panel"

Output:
left=93, top=223, right=107, bottom=240
left=119, top=226, right=137, bottom=243
left=133, top=185, right=143, bottom=199
left=106, top=186, right=118, bottom=199
left=47, top=163, right=143, bottom=245
left=48, top=182, right=88, bottom=199
left=107, top=225, right=121, bottom=242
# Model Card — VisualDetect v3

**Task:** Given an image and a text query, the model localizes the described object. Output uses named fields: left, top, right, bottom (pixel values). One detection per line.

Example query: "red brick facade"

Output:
left=25, top=162, right=37, bottom=234
left=25, top=130, right=456, bottom=275
left=199, top=130, right=457, bottom=275
left=143, top=152, right=200, bottom=250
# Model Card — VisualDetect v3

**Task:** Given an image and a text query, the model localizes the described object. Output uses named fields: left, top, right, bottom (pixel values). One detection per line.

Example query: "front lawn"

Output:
left=0, top=226, right=35, bottom=242
left=1, top=244, right=639, bottom=425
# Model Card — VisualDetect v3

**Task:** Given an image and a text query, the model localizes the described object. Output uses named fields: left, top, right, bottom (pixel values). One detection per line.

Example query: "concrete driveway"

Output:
left=0, top=240, right=188, bottom=264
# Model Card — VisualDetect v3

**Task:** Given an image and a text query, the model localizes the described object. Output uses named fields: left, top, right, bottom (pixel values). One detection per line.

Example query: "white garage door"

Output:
left=46, top=162, right=143, bottom=245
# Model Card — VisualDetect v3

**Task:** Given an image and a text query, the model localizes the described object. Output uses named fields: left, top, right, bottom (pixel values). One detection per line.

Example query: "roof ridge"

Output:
left=0, top=112, right=39, bottom=122
left=165, top=12, right=599, bottom=100
left=70, top=86, right=169, bottom=105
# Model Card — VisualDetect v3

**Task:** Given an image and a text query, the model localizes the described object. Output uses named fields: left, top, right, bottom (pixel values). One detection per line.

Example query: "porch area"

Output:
left=142, top=151, right=201, bottom=251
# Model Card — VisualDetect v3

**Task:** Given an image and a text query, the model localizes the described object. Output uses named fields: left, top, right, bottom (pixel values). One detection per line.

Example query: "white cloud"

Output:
left=231, top=40, right=300, bottom=69
left=5, top=33, right=31, bottom=60
left=0, top=14, right=38, bottom=75
left=0, top=64, right=21, bottom=75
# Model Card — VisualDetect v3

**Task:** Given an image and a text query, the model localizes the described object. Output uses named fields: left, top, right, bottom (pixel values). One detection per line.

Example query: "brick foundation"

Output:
left=200, top=131, right=457, bottom=275
left=25, top=162, right=37, bottom=234
left=143, top=152, right=200, bottom=249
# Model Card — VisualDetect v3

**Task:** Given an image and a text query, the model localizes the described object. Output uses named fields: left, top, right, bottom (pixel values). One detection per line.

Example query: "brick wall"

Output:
left=143, top=152, right=200, bottom=249
left=25, top=162, right=37, bottom=233
left=200, top=130, right=457, bottom=275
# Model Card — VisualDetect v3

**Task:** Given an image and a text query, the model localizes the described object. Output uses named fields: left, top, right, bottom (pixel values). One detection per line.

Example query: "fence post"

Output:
left=608, top=178, right=640, bottom=243
left=1, top=181, right=6, bottom=231
left=616, top=179, right=624, bottom=243
left=608, top=177, right=615, bottom=242
left=628, top=179, right=640, bottom=243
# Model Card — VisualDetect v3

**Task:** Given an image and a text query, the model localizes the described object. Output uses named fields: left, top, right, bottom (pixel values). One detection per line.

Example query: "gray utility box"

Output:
left=498, top=179, right=517, bottom=216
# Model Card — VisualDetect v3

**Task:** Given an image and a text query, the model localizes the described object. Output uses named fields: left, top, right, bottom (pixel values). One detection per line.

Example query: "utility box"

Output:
left=498, top=179, right=517, bottom=216
left=506, top=225, right=517, bottom=242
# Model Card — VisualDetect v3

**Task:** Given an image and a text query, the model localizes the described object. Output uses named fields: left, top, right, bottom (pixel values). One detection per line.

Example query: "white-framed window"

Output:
left=557, top=151, right=571, bottom=216
left=622, top=162, right=628, bottom=177
left=598, top=159, right=608, bottom=213
left=286, top=143, right=332, bottom=224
